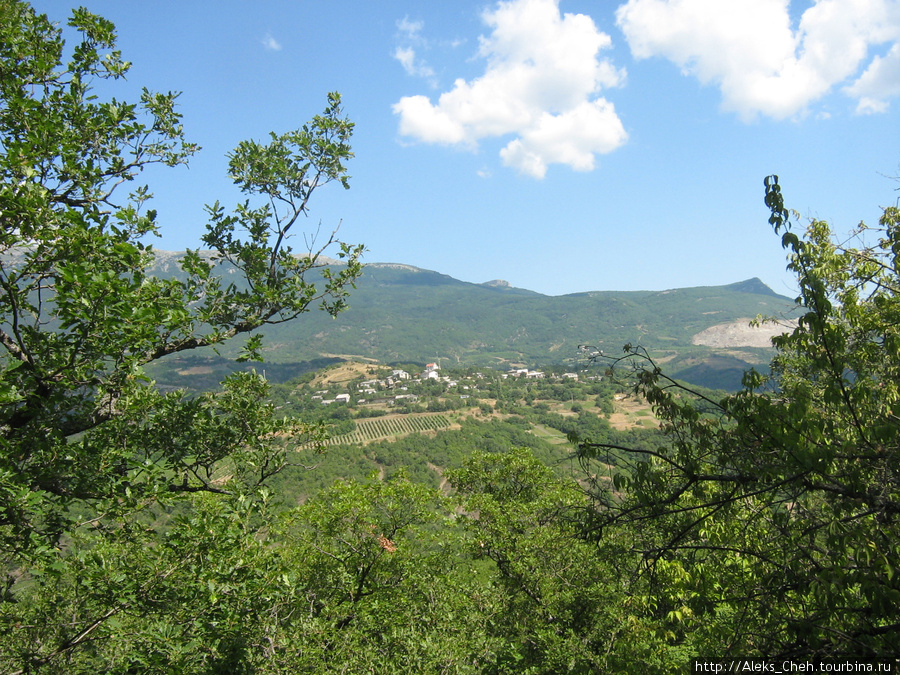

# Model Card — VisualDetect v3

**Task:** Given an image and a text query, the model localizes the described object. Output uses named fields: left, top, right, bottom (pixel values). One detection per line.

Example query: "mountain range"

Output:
left=149, top=255, right=800, bottom=391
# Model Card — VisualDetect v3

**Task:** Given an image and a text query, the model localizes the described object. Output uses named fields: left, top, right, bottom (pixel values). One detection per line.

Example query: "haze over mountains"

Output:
left=149, top=253, right=801, bottom=391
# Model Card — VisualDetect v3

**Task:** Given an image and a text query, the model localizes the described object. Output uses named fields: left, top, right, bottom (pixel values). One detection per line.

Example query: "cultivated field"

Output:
left=322, top=413, right=453, bottom=445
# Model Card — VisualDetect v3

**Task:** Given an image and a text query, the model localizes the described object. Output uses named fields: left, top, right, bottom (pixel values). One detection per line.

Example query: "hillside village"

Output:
left=306, top=361, right=590, bottom=408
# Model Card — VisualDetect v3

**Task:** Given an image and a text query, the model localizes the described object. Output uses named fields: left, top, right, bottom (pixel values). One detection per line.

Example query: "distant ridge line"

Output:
left=144, top=250, right=783, bottom=298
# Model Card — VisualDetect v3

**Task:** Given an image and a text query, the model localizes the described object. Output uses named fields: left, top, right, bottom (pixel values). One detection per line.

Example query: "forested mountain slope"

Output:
left=150, top=255, right=799, bottom=389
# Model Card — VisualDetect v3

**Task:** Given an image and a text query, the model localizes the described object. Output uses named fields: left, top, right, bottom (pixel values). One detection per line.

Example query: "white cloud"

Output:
left=394, top=46, right=417, bottom=74
left=616, top=0, right=900, bottom=120
left=395, top=93, right=467, bottom=144
left=393, top=46, right=436, bottom=79
left=397, top=16, right=425, bottom=40
left=261, top=33, right=282, bottom=51
left=393, top=0, right=627, bottom=178
left=500, top=100, right=628, bottom=178
left=394, top=17, right=438, bottom=84
left=845, top=42, right=900, bottom=112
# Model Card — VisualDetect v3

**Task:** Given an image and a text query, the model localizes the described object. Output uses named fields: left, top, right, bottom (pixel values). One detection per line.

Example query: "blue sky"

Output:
left=33, top=0, right=900, bottom=296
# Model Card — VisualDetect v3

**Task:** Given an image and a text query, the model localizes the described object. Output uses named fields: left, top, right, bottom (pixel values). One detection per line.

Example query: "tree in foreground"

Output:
left=449, top=447, right=691, bottom=672
left=578, top=176, right=900, bottom=658
left=0, top=2, right=362, bottom=670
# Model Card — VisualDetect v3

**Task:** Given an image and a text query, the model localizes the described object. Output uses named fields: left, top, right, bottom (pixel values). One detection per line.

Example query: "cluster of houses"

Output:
left=313, top=363, right=456, bottom=407
left=310, top=363, right=586, bottom=407
left=502, top=368, right=579, bottom=380
left=504, top=368, right=545, bottom=379
left=311, top=392, right=352, bottom=406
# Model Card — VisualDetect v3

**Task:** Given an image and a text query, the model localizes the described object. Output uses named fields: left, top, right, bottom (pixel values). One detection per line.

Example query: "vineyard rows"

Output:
left=323, top=414, right=453, bottom=446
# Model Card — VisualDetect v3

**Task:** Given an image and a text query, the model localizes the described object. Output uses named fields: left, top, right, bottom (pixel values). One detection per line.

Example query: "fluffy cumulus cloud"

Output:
left=392, top=0, right=627, bottom=178
left=845, top=42, right=900, bottom=113
left=616, top=0, right=900, bottom=119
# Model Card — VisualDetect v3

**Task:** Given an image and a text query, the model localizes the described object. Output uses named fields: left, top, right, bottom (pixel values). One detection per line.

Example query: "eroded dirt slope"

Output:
left=692, top=318, right=798, bottom=348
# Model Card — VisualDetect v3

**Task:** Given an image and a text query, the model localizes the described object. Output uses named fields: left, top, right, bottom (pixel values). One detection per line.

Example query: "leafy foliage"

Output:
left=0, top=2, right=361, bottom=670
left=4, top=3, right=897, bottom=670
left=577, top=176, right=900, bottom=657
left=450, top=448, right=689, bottom=673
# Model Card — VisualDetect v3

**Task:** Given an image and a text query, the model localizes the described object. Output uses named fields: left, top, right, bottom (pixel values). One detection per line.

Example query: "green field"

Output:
left=527, top=423, right=572, bottom=445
